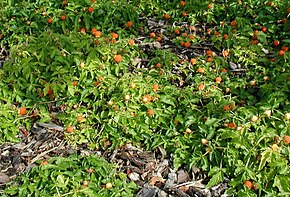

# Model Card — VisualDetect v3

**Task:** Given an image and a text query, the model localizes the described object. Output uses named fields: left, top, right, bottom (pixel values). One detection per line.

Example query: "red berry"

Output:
left=47, top=18, right=53, bottom=24
left=283, top=135, right=290, bottom=144
left=60, top=15, right=66, bottom=21
left=244, top=180, right=253, bottom=189
left=88, top=7, right=94, bottom=13
left=278, top=50, right=284, bottom=56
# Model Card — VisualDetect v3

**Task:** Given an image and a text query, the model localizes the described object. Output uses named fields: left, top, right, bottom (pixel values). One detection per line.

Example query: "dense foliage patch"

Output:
left=3, top=154, right=137, bottom=196
left=1, top=0, right=290, bottom=196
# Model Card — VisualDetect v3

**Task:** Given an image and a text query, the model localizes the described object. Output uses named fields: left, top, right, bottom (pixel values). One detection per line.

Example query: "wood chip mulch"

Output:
left=0, top=121, right=229, bottom=197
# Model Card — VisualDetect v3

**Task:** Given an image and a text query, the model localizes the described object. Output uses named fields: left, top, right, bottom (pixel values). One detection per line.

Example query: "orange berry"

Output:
left=19, top=107, right=27, bottom=115
left=261, top=27, right=267, bottom=33
left=287, top=8, right=290, bottom=14
left=147, top=109, right=154, bottom=116
left=207, top=4, right=213, bottom=9
left=41, top=160, right=49, bottom=166
left=111, top=32, right=118, bottom=39
left=198, top=83, right=205, bottom=91
left=79, top=27, right=87, bottom=33
left=47, top=88, right=53, bottom=95
left=163, top=13, right=170, bottom=19
left=224, top=105, right=231, bottom=111
left=88, top=7, right=94, bottom=13
left=156, top=37, right=162, bottom=42
left=47, top=18, right=53, bottom=24
left=253, top=34, right=258, bottom=40
left=142, top=95, right=152, bottom=103
left=221, top=68, right=228, bottom=73
left=184, top=42, right=191, bottom=48
left=128, top=39, right=135, bottom=45
left=230, top=20, right=237, bottom=26
left=60, top=15, right=66, bottom=21
left=149, top=32, right=156, bottom=38
left=278, top=50, right=284, bottom=56
left=252, top=40, right=258, bottom=45
left=181, top=32, right=187, bottom=37
left=182, top=11, right=187, bottom=16
left=77, top=115, right=84, bottom=122
left=228, top=122, right=236, bottom=129
left=114, top=54, right=122, bottom=63
left=188, top=34, right=195, bottom=40
left=283, top=135, right=290, bottom=144
left=72, top=81, right=77, bottom=86
left=180, top=1, right=185, bottom=6
left=197, top=67, right=204, bottom=74
left=91, top=28, right=97, bottom=33
left=214, top=31, right=220, bottom=36
left=273, top=40, right=280, bottom=47
left=87, top=168, right=94, bottom=173
left=126, top=21, right=133, bottom=27
left=281, top=46, right=288, bottom=52
left=67, top=126, right=74, bottom=133
left=244, top=180, right=253, bottom=189
left=174, top=29, right=180, bottom=35
left=152, top=84, right=159, bottom=91
left=190, top=58, right=197, bottom=64
left=281, top=18, right=287, bottom=24
left=206, top=50, right=213, bottom=56
left=93, top=31, right=102, bottom=37
left=222, top=50, right=229, bottom=57
left=94, top=81, right=100, bottom=86
left=156, top=63, right=161, bottom=68
left=223, top=34, right=228, bottom=39
left=207, top=57, right=213, bottom=62
left=215, top=76, right=222, bottom=83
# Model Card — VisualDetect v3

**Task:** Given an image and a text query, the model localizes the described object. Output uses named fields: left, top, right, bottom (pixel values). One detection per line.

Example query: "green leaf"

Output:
left=220, top=130, right=239, bottom=139
left=56, top=174, right=68, bottom=188
left=67, top=85, right=75, bottom=96
left=282, top=39, right=290, bottom=44
left=258, top=149, right=271, bottom=171
left=273, top=175, right=290, bottom=193
left=160, top=95, right=175, bottom=106
left=206, top=171, right=224, bottom=188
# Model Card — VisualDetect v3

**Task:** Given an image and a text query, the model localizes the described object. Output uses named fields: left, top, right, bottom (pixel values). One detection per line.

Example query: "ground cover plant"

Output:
left=0, top=0, right=290, bottom=196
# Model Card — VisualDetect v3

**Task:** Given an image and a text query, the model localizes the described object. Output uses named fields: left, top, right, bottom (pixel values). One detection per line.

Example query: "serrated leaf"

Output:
left=160, top=95, right=175, bottom=106
left=273, top=175, right=290, bottom=193
left=205, top=118, right=218, bottom=126
left=258, top=149, right=271, bottom=171
left=67, top=85, right=75, bottom=96
left=43, top=83, right=50, bottom=95
left=206, top=171, right=224, bottom=188
left=282, top=39, right=290, bottom=44
left=221, top=130, right=239, bottom=139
